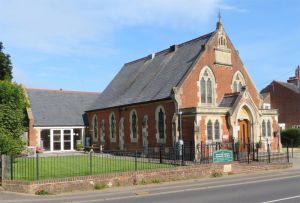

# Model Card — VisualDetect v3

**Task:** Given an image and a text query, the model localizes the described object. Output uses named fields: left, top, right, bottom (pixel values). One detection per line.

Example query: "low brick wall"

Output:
left=2, top=162, right=292, bottom=194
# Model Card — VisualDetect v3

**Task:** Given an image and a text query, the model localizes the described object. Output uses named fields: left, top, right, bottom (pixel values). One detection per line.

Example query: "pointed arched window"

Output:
left=132, top=112, right=137, bottom=139
left=207, top=120, right=213, bottom=140
left=214, top=120, right=220, bottom=140
left=199, top=67, right=215, bottom=105
left=155, top=106, right=166, bottom=144
left=233, top=81, right=237, bottom=92
left=262, top=120, right=266, bottom=137
left=232, top=71, right=245, bottom=93
left=201, top=77, right=206, bottom=103
left=207, top=78, right=212, bottom=104
left=267, top=120, right=271, bottom=137
left=158, top=109, right=165, bottom=139
left=109, top=112, right=116, bottom=142
left=111, top=114, right=115, bottom=138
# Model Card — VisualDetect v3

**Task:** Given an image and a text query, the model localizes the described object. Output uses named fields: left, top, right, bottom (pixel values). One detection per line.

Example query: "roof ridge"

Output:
left=124, top=31, right=214, bottom=66
left=26, top=88, right=101, bottom=95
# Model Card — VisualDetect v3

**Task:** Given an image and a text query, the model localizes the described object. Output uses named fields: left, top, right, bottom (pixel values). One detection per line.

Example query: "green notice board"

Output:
left=213, top=150, right=233, bottom=163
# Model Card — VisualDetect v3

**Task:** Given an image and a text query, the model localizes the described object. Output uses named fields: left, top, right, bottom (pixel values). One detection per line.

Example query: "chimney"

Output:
left=170, top=45, right=178, bottom=52
left=150, top=53, right=155, bottom=59
left=287, top=65, right=300, bottom=87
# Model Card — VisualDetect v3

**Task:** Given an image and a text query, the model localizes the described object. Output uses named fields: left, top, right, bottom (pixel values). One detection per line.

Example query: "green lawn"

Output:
left=12, top=154, right=175, bottom=180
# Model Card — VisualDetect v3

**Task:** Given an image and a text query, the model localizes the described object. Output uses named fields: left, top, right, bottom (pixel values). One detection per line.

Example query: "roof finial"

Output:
left=216, top=10, right=223, bottom=30
left=218, top=10, right=222, bottom=23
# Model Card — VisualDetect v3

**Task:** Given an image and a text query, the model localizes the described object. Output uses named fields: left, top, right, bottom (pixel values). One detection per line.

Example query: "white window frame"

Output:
left=206, top=118, right=222, bottom=144
left=262, top=119, right=273, bottom=140
left=231, top=71, right=245, bottom=93
left=198, top=66, right=216, bottom=106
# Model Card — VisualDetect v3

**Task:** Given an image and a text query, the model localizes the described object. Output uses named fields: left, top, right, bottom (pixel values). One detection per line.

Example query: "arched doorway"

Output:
left=237, top=106, right=253, bottom=152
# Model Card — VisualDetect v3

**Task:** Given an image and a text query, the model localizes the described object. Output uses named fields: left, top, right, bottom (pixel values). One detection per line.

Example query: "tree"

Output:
left=0, top=43, right=28, bottom=155
left=0, top=42, right=13, bottom=81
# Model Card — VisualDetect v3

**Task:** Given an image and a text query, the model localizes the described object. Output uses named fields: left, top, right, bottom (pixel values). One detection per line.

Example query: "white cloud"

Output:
left=0, top=0, right=224, bottom=56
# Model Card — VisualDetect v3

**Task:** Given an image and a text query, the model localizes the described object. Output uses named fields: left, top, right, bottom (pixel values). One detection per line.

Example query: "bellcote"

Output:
left=214, top=13, right=232, bottom=67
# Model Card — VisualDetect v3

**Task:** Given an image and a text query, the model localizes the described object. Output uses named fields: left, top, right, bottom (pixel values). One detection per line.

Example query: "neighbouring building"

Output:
left=261, top=66, right=300, bottom=130
left=26, top=88, right=99, bottom=152
left=86, top=19, right=281, bottom=155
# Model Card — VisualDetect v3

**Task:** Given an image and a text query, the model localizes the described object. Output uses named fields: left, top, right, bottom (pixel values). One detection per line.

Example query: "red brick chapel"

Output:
left=86, top=19, right=281, bottom=155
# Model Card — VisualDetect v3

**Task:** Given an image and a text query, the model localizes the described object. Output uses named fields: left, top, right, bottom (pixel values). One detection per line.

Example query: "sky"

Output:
left=0, top=0, right=299, bottom=92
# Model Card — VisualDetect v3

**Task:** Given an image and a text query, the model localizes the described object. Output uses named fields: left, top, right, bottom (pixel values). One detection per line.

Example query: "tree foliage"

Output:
left=0, top=42, right=13, bottom=81
left=0, top=78, right=28, bottom=155
left=281, top=128, right=300, bottom=147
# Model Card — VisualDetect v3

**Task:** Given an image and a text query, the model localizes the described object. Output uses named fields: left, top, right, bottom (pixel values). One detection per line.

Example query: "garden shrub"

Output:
left=281, top=129, right=300, bottom=147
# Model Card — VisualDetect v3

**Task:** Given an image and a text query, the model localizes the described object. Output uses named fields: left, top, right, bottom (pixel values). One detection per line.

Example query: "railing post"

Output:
left=159, top=145, right=162, bottom=164
left=291, top=140, right=294, bottom=158
left=181, top=145, right=185, bottom=166
left=247, top=144, right=250, bottom=164
left=135, top=150, right=137, bottom=171
left=287, top=145, right=289, bottom=163
left=200, top=142, right=203, bottom=162
left=232, top=141, right=235, bottom=161
left=267, top=139, right=271, bottom=164
left=173, top=146, right=176, bottom=165
left=10, top=155, right=13, bottom=180
left=236, top=143, right=239, bottom=161
left=89, top=152, right=92, bottom=176
left=36, top=153, right=39, bottom=180
left=252, top=142, right=255, bottom=161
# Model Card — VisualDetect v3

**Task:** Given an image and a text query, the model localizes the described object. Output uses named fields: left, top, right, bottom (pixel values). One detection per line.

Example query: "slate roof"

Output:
left=261, top=80, right=300, bottom=95
left=219, top=93, right=240, bottom=107
left=88, top=32, right=214, bottom=111
left=274, top=81, right=300, bottom=93
left=27, top=89, right=100, bottom=127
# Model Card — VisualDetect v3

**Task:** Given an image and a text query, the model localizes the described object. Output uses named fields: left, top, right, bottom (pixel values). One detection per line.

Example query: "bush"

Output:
left=76, top=143, right=84, bottom=151
left=211, top=171, right=223, bottom=178
left=35, top=189, right=49, bottom=195
left=281, top=129, right=300, bottom=147
left=94, top=183, right=106, bottom=190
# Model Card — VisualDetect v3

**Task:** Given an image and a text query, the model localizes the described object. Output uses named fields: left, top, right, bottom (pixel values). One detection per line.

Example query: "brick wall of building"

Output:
left=179, top=32, right=261, bottom=110
left=264, top=82, right=300, bottom=129
left=88, top=100, right=176, bottom=150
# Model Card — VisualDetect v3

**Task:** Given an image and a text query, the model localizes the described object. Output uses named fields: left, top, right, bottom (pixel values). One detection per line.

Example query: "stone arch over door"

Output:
left=235, top=104, right=256, bottom=152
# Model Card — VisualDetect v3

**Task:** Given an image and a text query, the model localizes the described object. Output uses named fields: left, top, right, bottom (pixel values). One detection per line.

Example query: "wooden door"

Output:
left=238, top=120, right=249, bottom=152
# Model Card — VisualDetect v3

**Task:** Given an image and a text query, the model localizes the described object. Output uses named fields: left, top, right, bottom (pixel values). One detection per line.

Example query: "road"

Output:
left=1, top=153, right=299, bottom=203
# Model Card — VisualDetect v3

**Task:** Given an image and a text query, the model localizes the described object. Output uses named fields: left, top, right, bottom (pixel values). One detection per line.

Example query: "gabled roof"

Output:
left=26, top=88, right=100, bottom=127
left=88, top=32, right=214, bottom=111
left=219, top=93, right=239, bottom=107
left=261, top=80, right=300, bottom=94
left=274, top=80, right=300, bottom=94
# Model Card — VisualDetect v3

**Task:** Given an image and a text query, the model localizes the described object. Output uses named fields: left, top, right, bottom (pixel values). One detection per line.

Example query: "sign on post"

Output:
left=213, top=150, right=233, bottom=163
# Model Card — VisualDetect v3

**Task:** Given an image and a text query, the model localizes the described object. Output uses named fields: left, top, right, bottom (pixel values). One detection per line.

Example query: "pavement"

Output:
left=0, top=152, right=299, bottom=203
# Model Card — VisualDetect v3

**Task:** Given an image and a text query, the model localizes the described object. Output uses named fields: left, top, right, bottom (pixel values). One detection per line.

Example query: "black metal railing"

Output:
left=7, top=144, right=290, bottom=181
